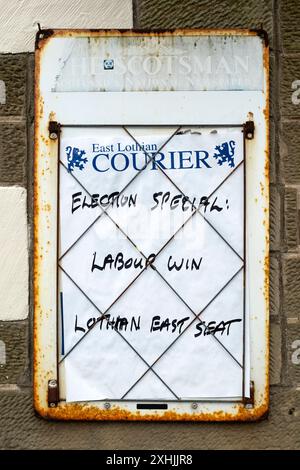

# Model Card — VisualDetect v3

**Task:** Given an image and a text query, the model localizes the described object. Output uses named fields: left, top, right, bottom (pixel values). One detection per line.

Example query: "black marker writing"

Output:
left=194, top=319, right=242, bottom=337
left=167, top=256, right=202, bottom=272
left=91, top=252, right=156, bottom=272
left=75, top=314, right=141, bottom=334
left=71, top=191, right=137, bottom=213
left=151, top=191, right=225, bottom=213
left=150, top=315, right=190, bottom=334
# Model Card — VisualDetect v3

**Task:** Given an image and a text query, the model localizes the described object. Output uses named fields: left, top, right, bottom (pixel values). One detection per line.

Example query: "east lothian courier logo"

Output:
left=65, top=140, right=236, bottom=173
left=66, top=146, right=88, bottom=172
left=213, top=140, right=235, bottom=168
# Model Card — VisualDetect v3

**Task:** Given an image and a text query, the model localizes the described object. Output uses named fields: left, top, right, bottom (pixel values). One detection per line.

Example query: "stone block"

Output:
left=280, top=0, right=300, bottom=53
left=0, top=186, right=28, bottom=321
left=270, top=256, right=280, bottom=316
left=0, top=123, right=26, bottom=184
left=270, top=322, right=282, bottom=384
left=284, top=187, right=298, bottom=250
left=134, top=0, right=273, bottom=46
left=287, top=324, right=300, bottom=386
left=280, top=57, right=300, bottom=119
left=0, top=54, right=26, bottom=116
left=0, top=321, right=28, bottom=384
left=270, top=185, right=281, bottom=251
left=283, top=256, right=300, bottom=320
left=280, top=121, right=300, bottom=184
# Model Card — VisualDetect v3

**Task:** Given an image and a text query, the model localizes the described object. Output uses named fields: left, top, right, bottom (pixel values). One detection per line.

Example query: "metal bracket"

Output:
left=49, top=121, right=60, bottom=140
left=48, top=379, right=59, bottom=407
left=243, top=381, right=255, bottom=408
left=244, top=120, right=255, bottom=140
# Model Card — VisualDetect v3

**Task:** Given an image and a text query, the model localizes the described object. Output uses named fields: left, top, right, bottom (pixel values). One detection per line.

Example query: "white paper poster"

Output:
left=58, top=126, right=248, bottom=402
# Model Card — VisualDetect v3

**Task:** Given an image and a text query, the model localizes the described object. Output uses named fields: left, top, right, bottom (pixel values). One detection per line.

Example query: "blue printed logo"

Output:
left=213, top=140, right=235, bottom=168
left=66, top=146, right=88, bottom=172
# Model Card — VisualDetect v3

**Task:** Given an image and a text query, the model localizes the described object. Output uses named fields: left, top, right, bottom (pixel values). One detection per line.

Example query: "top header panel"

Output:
left=37, top=30, right=265, bottom=93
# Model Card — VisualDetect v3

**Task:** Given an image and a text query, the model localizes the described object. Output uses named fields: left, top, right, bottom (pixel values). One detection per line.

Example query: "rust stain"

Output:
left=33, top=37, right=42, bottom=412
left=49, top=111, right=56, bottom=122
left=43, top=203, right=51, bottom=212
left=41, top=135, right=49, bottom=145
left=39, top=98, right=44, bottom=119
left=262, top=38, right=270, bottom=415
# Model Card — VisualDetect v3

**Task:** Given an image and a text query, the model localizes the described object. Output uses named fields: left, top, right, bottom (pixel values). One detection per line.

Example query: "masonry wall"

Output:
left=0, top=0, right=299, bottom=449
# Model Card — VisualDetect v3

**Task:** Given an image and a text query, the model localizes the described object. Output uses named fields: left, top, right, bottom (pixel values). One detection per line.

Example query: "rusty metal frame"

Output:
left=34, top=29, right=269, bottom=421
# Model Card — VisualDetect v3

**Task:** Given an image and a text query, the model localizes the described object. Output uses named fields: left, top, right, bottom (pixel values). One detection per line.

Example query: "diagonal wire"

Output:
left=60, top=161, right=147, bottom=257
left=122, top=266, right=243, bottom=399
left=123, top=126, right=244, bottom=262
left=59, top=156, right=244, bottom=279
left=150, top=264, right=243, bottom=368
left=59, top=260, right=242, bottom=400
left=59, top=158, right=244, bottom=367
left=59, top=126, right=182, bottom=260
left=59, top=262, right=148, bottom=363
left=149, top=159, right=244, bottom=259
left=59, top=265, right=180, bottom=399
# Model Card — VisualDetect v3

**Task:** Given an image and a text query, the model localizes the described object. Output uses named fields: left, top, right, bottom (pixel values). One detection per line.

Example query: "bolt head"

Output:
left=104, top=402, right=111, bottom=410
left=50, top=132, right=58, bottom=140
left=191, top=402, right=198, bottom=410
left=48, top=379, right=57, bottom=388
left=49, top=402, right=56, bottom=408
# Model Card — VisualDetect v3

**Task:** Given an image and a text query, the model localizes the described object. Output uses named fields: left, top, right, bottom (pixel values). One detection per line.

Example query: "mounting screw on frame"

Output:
left=104, top=402, right=111, bottom=410
left=48, top=379, right=57, bottom=388
left=244, top=120, right=255, bottom=140
left=48, top=379, right=59, bottom=408
left=49, top=121, right=60, bottom=140
left=191, top=402, right=198, bottom=410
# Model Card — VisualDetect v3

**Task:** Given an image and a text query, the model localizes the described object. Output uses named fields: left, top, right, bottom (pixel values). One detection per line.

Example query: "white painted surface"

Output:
left=0, top=186, right=28, bottom=320
left=49, top=90, right=264, bottom=125
left=0, top=0, right=133, bottom=53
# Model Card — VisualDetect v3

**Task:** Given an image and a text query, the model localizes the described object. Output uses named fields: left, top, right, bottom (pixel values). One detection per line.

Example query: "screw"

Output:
left=49, top=402, right=56, bottom=408
left=48, top=379, right=57, bottom=388
left=104, top=402, right=111, bottom=410
left=245, top=403, right=253, bottom=409
left=247, top=133, right=253, bottom=139
left=50, top=132, right=58, bottom=140
left=191, top=402, right=198, bottom=410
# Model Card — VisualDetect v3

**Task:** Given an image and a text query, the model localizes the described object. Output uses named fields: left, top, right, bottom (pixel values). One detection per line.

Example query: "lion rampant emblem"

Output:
left=66, top=146, right=88, bottom=172
left=213, top=140, right=235, bottom=168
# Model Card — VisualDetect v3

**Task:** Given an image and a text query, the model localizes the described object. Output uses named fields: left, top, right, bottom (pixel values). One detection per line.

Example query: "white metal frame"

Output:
left=34, top=30, right=269, bottom=421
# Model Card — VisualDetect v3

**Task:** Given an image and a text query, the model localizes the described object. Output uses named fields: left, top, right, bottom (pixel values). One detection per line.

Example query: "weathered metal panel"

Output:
left=34, top=29, right=269, bottom=421
left=52, top=35, right=264, bottom=93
